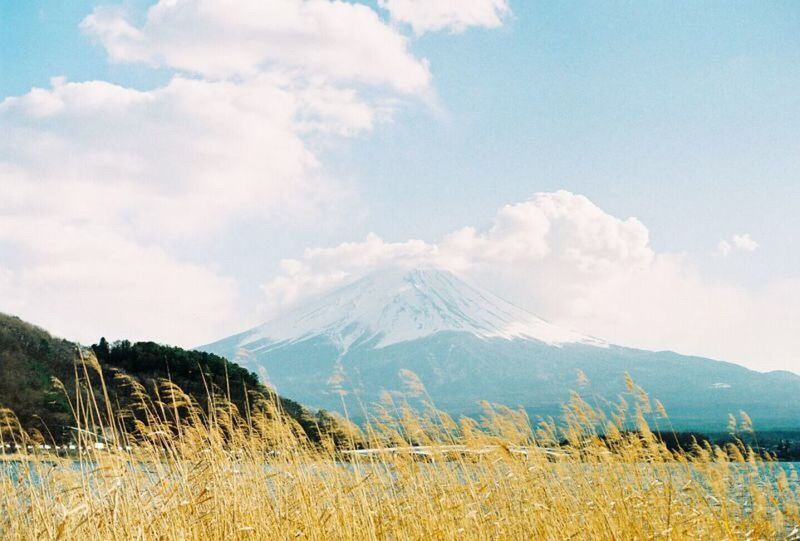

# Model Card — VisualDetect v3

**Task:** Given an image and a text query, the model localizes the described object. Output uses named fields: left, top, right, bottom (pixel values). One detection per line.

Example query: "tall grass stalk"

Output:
left=0, top=353, right=798, bottom=540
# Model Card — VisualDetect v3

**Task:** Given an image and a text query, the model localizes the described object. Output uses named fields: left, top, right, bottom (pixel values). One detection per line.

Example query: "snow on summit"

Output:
left=239, top=268, right=606, bottom=351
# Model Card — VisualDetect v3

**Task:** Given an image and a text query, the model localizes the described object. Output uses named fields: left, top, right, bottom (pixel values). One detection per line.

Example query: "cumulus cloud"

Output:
left=715, top=233, right=759, bottom=257
left=81, top=0, right=431, bottom=93
left=0, top=0, right=455, bottom=345
left=260, top=191, right=655, bottom=313
left=0, top=75, right=366, bottom=236
left=379, top=0, right=510, bottom=34
left=259, top=191, right=800, bottom=373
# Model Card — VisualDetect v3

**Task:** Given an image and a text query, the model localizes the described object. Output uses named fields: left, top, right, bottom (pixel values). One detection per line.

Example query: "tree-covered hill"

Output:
left=0, top=312, right=341, bottom=445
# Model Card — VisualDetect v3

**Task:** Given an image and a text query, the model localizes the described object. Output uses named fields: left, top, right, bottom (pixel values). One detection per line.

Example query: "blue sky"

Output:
left=347, top=2, right=800, bottom=277
left=1, top=0, right=798, bottom=372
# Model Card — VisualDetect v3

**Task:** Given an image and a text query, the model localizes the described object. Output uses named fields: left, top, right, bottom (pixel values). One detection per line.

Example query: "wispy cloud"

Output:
left=715, top=233, right=759, bottom=257
left=379, top=0, right=510, bottom=34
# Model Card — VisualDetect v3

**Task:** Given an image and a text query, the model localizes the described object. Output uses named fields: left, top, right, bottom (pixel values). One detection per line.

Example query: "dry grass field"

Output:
left=0, top=355, right=798, bottom=540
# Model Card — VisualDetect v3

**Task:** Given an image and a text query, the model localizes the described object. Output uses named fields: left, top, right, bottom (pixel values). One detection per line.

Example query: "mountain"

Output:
left=235, top=266, right=605, bottom=352
left=0, top=313, right=329, bottom=443
left=202, top=268, right=800, bottom=430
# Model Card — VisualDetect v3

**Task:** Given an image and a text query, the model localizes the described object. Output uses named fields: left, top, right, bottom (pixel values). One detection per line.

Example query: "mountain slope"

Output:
left=0, top=313, right=325, bottom=443
left=0, top=313, right=75, bottom=434
left=203, top=268, right=800, bottom=430
left=234, top=268, right=605, bottom=352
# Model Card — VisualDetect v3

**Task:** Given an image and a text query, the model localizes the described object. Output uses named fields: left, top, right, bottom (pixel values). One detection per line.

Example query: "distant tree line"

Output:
left=0, top=313, right=354, bottom=446
left=88, top=338, right=357, bottom=446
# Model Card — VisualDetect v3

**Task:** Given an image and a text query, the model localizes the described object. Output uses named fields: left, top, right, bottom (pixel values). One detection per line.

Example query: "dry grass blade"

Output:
left=0, top=369, right=797, bottom=540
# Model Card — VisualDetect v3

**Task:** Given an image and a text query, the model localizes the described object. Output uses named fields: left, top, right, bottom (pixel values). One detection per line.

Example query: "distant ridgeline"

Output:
left=203, top=268, right=800, bottom=433
left=0, top=313, right=342, bottom=445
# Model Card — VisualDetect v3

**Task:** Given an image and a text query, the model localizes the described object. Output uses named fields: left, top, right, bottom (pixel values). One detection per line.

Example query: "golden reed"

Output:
left=0, top=353, right=797, bottom=540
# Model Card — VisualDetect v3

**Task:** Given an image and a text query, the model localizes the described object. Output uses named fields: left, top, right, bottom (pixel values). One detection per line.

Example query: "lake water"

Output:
left=3, top=458, right=798, bottom=484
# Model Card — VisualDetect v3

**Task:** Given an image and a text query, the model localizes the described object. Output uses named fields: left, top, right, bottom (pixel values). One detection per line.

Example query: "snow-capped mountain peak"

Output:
left=239, top=267, right=605, bottom=352
left=202, top=266, right=800, bottom=428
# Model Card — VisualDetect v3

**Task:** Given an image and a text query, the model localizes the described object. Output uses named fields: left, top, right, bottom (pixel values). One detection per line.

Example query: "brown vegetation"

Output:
left=0, top=352, right=798, bottom=540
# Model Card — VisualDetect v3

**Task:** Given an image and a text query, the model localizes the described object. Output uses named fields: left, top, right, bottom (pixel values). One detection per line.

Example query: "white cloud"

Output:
left=379, top=0, right=510, bottom=34
left=259, top=191, right=800, bottom=373
left=260, top=191, right=655, bottom=314
left=715, top=233, right=759, bottom=257
left=81, top=0, right=431, bottom=93
left=715, top=240, right=733, bottom=257
left=0, top=73, right=343, bottom=346
left=0, top=218, right=240, bottom=346
left=1, top=0, right=454, bottom=346
left=732, top=233, right=759, bottom=252
left=0, top=73, right=364, bottom=346
left=0, top=75, right=365, bottom=237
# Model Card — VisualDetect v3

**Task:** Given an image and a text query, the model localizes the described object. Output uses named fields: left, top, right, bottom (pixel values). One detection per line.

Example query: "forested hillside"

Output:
left=0, top=313, right=341, bottom=444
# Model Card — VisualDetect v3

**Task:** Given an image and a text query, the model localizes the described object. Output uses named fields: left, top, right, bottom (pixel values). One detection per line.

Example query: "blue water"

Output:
left=2, top=459, right=797, bottom=484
